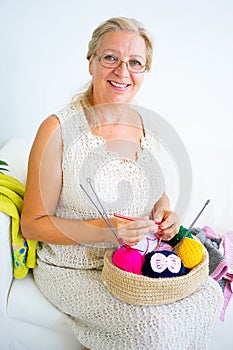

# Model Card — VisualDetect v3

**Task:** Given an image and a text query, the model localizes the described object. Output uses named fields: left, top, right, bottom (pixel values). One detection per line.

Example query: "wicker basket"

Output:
left=101, top=248, right=209, bottom=306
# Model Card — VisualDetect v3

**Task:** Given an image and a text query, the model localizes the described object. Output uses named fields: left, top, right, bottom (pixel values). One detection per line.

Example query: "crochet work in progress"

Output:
left=33, top=105, right=223, bottom=350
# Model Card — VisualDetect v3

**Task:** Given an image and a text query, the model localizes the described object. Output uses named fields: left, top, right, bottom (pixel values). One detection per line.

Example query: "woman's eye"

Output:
left=104, top=55, right=118, bottom=62
left=129, top=59, right=142, bottom=67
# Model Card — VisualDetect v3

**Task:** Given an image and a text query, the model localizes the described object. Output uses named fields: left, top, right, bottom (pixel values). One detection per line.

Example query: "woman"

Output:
left=21, top=17, right=222, bottom=350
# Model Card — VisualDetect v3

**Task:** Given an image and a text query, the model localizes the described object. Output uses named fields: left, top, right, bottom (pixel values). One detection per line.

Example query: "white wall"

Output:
left=1, top=0, right=232, bottom=149
left=0, top=0, right=233, bottom=228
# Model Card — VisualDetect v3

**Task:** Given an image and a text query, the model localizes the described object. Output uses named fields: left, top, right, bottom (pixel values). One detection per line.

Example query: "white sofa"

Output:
left=0, top=139, right=83, bottom=350
left=0, top=138, right=232, bottom=350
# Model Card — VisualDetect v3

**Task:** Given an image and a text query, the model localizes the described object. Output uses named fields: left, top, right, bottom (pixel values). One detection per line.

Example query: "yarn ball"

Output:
left=158, top=242, right=173, bottom=252
left=112, top=247, right=144, bottom=275
left=142, top=250, right=186, bottom=278
left=167, top=225, right=192, bottom=247
left=175, top=237, right=204, bottom=269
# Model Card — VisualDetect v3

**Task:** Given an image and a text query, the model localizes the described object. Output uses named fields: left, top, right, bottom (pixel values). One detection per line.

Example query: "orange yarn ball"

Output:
left=175, top=237, right=204, bottom=269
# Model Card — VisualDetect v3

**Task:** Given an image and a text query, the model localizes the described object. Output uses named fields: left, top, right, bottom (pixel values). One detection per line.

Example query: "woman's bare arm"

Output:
left=21, top=116, right=159, bottom=245
left=21, top=116, right=119, bottom=245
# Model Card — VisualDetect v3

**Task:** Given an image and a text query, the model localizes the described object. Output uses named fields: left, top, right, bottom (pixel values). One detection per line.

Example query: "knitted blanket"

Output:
left=202, top=226, right=233, bottom=321
left=191, top=226, right=233, bottom=321
left=0, top=173, right=37, bottom=278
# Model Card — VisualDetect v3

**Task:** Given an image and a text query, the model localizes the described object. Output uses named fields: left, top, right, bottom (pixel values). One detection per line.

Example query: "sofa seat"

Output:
left=8, top=272, right=68, bottom=327
left=7, top=272, right=82, bottom=350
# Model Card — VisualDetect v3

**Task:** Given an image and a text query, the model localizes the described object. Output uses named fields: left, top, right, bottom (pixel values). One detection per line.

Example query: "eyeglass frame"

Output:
left=96, top=53, right=148, bottom=74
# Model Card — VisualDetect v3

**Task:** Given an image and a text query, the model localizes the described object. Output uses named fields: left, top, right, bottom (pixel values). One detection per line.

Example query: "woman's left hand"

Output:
left=152, top=209, right=180, bottom=241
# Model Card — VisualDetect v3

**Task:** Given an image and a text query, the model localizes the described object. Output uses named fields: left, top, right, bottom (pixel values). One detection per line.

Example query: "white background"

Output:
left=0, top=0, right=233, bottom=229
left=1, top=0, right=232, bottom=149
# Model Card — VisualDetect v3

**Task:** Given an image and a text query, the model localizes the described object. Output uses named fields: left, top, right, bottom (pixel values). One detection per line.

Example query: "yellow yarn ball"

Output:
left=175, top=237, right=204, bottom=269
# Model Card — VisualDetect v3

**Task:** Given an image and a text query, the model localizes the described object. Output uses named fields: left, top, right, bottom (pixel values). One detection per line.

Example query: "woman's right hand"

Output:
left=112, top=217, right=157, bottom=246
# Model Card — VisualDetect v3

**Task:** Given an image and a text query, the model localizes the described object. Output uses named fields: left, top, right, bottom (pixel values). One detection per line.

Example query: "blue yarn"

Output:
left=142, top=250, right=186, bottom=278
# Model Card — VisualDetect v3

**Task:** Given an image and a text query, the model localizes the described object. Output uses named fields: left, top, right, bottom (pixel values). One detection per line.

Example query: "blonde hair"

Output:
left=72, top=17, right=154, bottom=110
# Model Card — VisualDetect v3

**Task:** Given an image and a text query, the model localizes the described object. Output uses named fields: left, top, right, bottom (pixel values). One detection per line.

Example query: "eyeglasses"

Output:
left=97, top=53, right=148, bottom=73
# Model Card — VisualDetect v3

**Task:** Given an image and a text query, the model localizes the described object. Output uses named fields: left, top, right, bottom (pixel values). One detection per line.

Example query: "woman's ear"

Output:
left=88, top=57, right=93, bottom=76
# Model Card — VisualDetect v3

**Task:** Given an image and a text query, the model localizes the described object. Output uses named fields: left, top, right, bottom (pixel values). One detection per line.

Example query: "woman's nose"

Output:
left=113, top=61, right=130, bottom=77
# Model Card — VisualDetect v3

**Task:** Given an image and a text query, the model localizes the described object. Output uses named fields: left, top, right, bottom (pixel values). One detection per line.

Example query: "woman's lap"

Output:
left=33, top=260, right=223, bottom=350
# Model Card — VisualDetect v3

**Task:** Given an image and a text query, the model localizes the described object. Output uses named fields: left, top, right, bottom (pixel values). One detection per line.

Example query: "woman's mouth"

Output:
left=108, top=80, right=130, bottom=89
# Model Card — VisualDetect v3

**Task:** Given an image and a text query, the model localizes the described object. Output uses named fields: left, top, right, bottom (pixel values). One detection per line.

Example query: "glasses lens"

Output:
left=128, top=59, right=146, bottom=72
left=102, top=54, right=119, bottom=67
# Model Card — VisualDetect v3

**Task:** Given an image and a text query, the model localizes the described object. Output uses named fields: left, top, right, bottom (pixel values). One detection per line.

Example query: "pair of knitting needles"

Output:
left=80, top=178, right=126, bottom=248
left=80, top=178, right=157, bottom=251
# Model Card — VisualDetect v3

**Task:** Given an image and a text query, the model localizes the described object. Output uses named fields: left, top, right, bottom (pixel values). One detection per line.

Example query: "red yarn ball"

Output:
left=112, top=247, right=144, bottom=275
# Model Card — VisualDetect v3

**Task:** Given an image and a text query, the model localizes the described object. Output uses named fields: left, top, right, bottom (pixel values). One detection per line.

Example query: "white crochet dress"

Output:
left=33, top=104, right=223, bottom=350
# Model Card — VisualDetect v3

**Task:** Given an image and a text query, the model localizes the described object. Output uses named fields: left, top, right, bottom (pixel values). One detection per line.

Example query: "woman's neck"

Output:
left=94, top=103, right=132, bottom=125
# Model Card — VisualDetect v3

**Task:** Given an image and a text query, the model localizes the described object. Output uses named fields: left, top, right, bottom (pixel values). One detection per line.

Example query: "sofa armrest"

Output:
left=0, top=212, right=13, bottom=317
left=0, top=138, right=33, bottom=184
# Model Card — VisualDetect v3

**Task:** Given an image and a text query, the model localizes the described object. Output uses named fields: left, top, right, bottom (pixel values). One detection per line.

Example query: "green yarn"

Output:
left=166, top=225, right=193, bottom=247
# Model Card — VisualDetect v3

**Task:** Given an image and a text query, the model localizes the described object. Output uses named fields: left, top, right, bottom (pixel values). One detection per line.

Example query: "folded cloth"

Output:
left=0, top=173, right=37, bottom=278
left=191, top=227, right=228, bottom=280
left=202, top=226, right=233, bottom=321
left=166, top=225, right=232, bottom=321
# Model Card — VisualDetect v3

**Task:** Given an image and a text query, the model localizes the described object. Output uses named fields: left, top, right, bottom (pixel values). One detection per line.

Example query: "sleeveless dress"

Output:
left=33, top=104, right=223, bottom=350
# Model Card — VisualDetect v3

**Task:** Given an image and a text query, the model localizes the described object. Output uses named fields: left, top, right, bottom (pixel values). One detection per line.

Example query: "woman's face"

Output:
left=89, top=30, right=147, bottom=105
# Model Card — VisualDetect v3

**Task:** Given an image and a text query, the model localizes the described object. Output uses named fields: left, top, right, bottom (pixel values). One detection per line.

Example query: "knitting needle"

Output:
left=80, top=178, right=139, bottom=249
left=80, top=180, right=122, bottom=245
left=185, top=199, right=210, bottom=236
left=114, top=213, right=137, bottom=221
left=114, top=213, right=162, bottom=242
left=114, top=213, right=162, bottom=226
left=177, top=199, right=210, bottom=245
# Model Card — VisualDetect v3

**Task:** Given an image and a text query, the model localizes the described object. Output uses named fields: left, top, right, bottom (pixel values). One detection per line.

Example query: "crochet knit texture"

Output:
left=33, top=104, right=223, bottom=350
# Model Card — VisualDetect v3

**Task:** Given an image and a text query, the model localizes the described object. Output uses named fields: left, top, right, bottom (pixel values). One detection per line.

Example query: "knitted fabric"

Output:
left=202, top=226, right=233, bottom=321
left=33, top=104, right=223, bottom=349
left=130, top=231, right=159, bottom=254
left=55, top=105, right=164, bottom=223
left=191, top=227, right=227, bottom=278
left=0, top=173, right=37, bottom=278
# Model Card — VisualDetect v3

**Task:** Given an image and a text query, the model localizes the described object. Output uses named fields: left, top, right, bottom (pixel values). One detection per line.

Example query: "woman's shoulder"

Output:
left=30, top=116, right=61, bottom=154
left=55, top=103, right=83, bottom=122
left=37, top=115, right=61, bottom=138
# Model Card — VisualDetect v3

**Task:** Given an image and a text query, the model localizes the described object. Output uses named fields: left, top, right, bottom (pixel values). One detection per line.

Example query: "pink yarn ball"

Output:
left=112, top=247, right=144, bottom=275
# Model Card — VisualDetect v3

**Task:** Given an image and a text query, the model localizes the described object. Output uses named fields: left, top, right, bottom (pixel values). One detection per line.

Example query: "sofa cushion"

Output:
left=7, top=272, right=83, bottom=349
left=8, top=272, right=70, bottom=328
